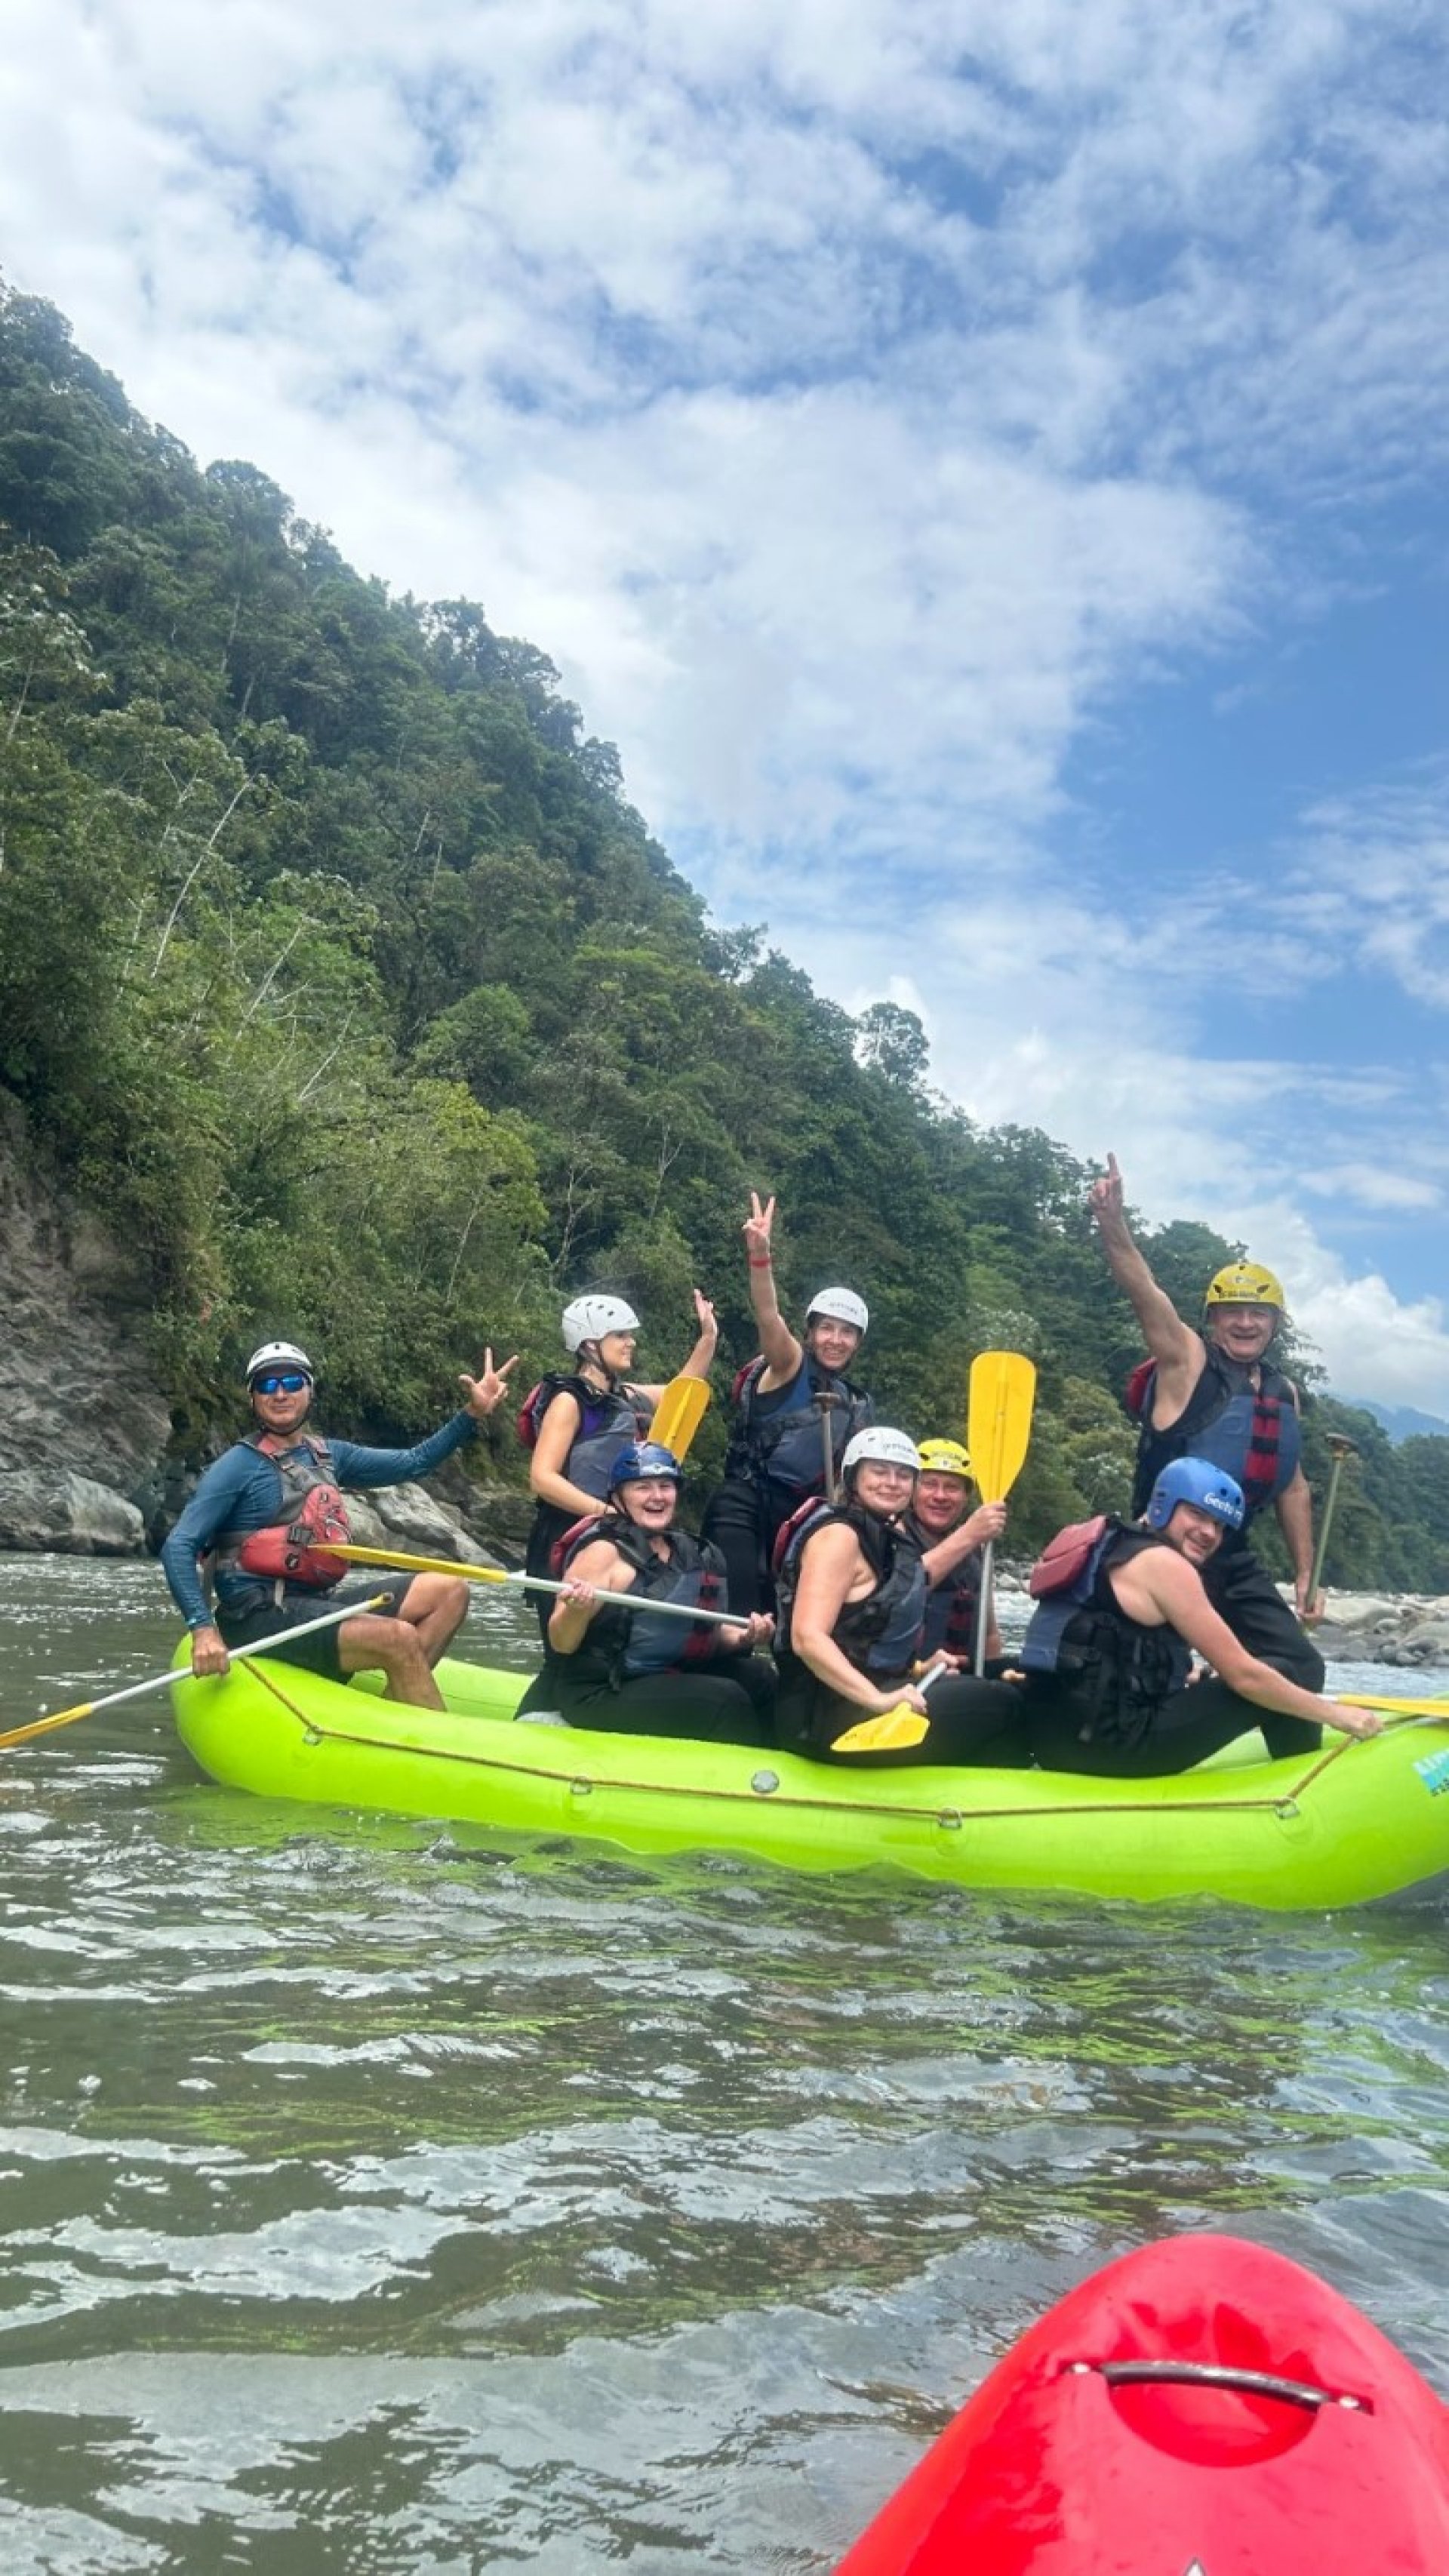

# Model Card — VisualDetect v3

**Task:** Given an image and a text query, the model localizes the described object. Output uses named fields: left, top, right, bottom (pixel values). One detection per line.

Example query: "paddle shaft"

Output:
left=328, top=1541, right=749, bottom=1630
left=813, top=1389, right=838, bottom=1506
left=974, top=1539, right=998, bottom=1679
left=1308, top=1436, right=1357, bottom=1605
left=0, top=1593, right=392, bottom=1755
left=968, top=1351, right=1038, bottom=1676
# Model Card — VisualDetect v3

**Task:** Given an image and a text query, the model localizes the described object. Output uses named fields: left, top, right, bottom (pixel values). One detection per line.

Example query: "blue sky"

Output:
left=2, top=0, right=1448, bottom=1400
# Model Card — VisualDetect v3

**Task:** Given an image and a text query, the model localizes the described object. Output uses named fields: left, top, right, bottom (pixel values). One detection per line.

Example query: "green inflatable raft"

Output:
left=169, top=1648, right=1449, bottom=1909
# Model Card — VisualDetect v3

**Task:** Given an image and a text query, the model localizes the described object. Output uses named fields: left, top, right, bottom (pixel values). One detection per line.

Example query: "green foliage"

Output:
left=1, top=277, right=1444, bottom=1578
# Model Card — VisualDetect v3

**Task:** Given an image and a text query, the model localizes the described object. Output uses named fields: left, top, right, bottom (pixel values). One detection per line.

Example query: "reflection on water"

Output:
left=3, top=1555, right=1449, bottom=2571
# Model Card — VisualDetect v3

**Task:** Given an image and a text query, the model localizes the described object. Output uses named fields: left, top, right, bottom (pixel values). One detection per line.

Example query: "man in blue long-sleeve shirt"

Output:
left=162, top=1337, right=517, bottom=1708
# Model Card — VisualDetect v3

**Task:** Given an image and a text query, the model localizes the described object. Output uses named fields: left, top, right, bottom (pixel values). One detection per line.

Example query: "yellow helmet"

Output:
left=917, top=1437, right=973, bottom=1480
left=1204, top=1260, right=1284, bottom=1311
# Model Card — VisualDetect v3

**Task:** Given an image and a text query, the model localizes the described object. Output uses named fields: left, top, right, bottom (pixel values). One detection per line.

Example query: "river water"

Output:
left=5, top=1553, right=1449, bottom=2572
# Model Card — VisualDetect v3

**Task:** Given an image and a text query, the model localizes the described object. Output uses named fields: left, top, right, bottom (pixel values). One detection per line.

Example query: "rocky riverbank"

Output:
left=1306, top=1593, right=1449, bottom=1670
left=0, top=1095, right=531, bottom=1567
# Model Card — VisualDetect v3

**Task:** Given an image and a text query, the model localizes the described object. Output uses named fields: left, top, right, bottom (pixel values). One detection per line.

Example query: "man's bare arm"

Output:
left=1089, top=1153, right=1202, bottom=1409
left=1275, top=1468, right=1321, bottom=1621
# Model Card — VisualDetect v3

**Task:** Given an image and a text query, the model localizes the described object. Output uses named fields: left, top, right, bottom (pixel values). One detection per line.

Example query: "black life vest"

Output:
left=724, top=1352, right=873, bottom=1501
left=1127, top=1353, right=1301, bottom=1524
left=549, top=1514, right=728, bottom=1687
left=774, top=1500, right=928, bottom=1686
left=1020, top=1519, right=1190, bottom=1745
left=906, top=1510, right=985, bottom=1660
left=519, top=1374, right=653, bottom=1502
left=213, top=1434, right=352, bottom=1598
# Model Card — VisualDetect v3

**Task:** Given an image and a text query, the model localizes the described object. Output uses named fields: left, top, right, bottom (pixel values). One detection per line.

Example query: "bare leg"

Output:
left=338, top=1614, right=448, bottom=1709
left=389, top=1572, right=469, bottom=1665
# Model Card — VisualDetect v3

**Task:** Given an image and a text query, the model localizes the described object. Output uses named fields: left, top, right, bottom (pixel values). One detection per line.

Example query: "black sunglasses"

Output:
left=252, top=1371, right=311, bottom=1396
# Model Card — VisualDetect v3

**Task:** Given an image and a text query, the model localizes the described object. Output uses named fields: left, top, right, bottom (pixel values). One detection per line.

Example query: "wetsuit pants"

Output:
left=776, top=1672, right=1033, bottom=1768
left=524, top=1503, right=575, bottom=1642
left=516, top=1655, right=775, bottom=1748
left=699, top=1476, right=774, bottom=1617
left=1204, top=1544, right=1325, bottom=1691
left=1026, top=1676, right=1322, bottom=1777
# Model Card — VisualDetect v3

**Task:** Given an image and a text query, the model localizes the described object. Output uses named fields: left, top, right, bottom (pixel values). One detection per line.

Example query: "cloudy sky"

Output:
left=4, top=0, right=1448, bottom=1402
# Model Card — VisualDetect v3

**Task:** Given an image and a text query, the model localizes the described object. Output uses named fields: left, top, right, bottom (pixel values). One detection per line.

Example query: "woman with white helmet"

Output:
left=521, top=1286, right=718, bottom=1635
left=701, top=1191, right=875, bottom=1616
left=773, top=1427, right=1030, bottom=1767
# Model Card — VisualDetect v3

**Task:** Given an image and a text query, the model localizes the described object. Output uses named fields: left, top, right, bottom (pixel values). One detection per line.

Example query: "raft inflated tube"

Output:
left=168, top=1651, right=1449, bottom=1909
left=836, top=2234, right=1449, bottom=2572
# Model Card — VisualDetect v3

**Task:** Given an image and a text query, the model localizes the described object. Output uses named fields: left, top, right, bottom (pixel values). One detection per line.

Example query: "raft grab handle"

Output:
left=1069, top=2359, right=1368, bottom=2411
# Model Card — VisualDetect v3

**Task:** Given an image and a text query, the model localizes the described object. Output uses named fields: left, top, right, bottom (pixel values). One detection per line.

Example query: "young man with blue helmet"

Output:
left=1020, top=1457, right=1379, bottom=1777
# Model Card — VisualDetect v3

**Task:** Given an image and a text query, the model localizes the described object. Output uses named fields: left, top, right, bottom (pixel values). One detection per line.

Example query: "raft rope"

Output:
left=233, top=1667, right=1449, bottom=1833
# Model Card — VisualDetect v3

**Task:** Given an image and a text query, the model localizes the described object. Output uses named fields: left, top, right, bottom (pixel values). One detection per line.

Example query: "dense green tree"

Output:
left=0, top=275, right=1444, bottom=1572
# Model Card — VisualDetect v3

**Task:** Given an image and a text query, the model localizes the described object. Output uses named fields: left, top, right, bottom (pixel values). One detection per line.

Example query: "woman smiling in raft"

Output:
left=772, top=1428, right=1029, bottom=1767
left=516, top=1440, right=776, bottom=1745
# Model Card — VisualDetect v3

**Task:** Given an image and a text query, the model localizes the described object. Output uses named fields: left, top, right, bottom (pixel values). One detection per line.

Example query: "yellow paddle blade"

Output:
left=650, top=1374, right=712, bottom=1464
left=967, top=1351, right=1038, bottom=1503
left=0, top=1701, right=97, bottom=1753
left=832, top=1707, right=931, bottom=1753
left=329, top=1542, right=510, bottom=1585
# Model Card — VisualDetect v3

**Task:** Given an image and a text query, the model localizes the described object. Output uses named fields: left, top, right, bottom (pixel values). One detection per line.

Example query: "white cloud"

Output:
left=1300, top=1164, right=1443, bottom=1215
left=3, top=0, right=1449, bottom=1402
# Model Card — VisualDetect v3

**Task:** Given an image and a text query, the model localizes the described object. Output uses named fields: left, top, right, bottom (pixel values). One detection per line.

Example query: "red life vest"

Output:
left=214, top=1435, right=352, bottom=1592
left=1028, top=1514, right=1112, bottom=1599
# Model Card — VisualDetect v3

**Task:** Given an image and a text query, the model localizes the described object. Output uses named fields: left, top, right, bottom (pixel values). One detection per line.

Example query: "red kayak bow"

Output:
left=838, top=2234, right=1449, bottom=2572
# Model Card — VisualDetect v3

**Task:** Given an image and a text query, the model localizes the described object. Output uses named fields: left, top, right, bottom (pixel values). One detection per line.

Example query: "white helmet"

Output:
left=806, top=1286, right=869, bottom=1336
left=245, top=1339, right=315, bottom=1384
left=561, top=1294, right=641, bottom=1353
left=841, top=1426, right=920, bottom=1476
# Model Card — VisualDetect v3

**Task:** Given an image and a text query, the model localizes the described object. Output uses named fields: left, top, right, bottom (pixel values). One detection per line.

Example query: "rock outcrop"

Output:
left=344, top=1482, right=503, bottom=1570
left=0, top=1470, right=147, bottom=1553
left=0, top=1097, right=170, bottom=1552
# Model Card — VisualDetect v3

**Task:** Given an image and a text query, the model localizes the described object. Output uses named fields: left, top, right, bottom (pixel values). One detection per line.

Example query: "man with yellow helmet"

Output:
left=906, top=1439, right=1007, bottom=1665
left=1089, top=1154, right=1324, bottom=1691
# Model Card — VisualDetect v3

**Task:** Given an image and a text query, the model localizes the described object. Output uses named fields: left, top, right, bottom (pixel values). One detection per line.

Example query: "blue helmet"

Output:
left=607, top=1441, right=682, bottom=1493
left=1145, top=1457, right=1246, bottom=1533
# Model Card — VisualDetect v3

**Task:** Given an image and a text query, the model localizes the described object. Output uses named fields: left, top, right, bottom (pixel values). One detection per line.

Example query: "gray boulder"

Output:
left=0, top=1470, right=146, bottom=1554
left=343, top=1481, right=503, bottom=1569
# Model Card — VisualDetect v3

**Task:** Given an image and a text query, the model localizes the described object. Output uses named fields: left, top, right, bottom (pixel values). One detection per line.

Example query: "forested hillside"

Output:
left=0, top=282, right=1442, bottom=1583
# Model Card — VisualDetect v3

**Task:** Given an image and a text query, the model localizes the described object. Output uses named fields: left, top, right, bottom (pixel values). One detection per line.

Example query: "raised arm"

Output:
left=635, top=1290, right=719, bottom=1405
left=742, top=1193, right=804, bottom=1389
left=1090, top=1153, right=1202, bottom=1400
